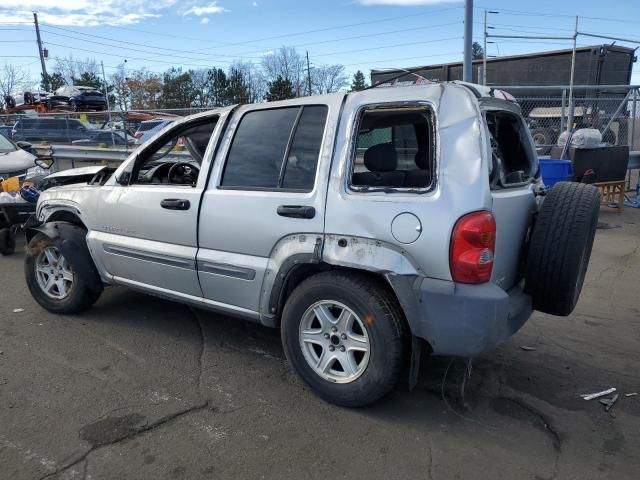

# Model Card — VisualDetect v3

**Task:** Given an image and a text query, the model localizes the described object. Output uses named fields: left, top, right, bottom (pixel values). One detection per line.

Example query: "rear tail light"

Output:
left=450, top=211, right=496, bottom=284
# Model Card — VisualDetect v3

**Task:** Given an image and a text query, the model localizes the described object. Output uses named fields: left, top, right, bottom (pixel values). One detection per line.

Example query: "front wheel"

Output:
left=25, top=233, right=101, bottom=314
left=281, top=271, right=407, bottom=407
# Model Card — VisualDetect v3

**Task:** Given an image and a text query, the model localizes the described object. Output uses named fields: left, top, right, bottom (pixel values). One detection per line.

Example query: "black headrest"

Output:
left=364, top=143, right=397, bottom=172
left=414, top=148, right=429, bottom=169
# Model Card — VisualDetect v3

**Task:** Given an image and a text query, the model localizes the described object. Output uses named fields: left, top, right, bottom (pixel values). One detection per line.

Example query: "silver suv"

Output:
left=24, top=83, right=600, bottom=406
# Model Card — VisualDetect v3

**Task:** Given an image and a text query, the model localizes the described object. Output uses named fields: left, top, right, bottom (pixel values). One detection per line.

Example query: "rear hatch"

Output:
left=481, top=100, right=539, bottom=290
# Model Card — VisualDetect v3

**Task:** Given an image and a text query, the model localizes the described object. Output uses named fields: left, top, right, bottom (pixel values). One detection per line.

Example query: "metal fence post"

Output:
left=561, top=88, right=566, bottom=134
left=631, top=88, right=637, bottom=151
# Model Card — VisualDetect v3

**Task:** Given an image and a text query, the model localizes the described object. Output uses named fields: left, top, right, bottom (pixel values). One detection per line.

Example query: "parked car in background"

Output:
left=25, top=83, right=601, bottom=407
left=72, top=130, right=135, bottom=147
left=53, top=86, right=107, bottom=112
left=0, top=125, right=13, bottom=139
left=134, top=119, right=176, bottom=144
left=11, top=117, right=92, bottom=143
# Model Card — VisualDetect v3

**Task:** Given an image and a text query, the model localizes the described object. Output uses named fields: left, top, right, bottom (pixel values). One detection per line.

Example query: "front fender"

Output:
left=25, top=221, right=103, bottom=293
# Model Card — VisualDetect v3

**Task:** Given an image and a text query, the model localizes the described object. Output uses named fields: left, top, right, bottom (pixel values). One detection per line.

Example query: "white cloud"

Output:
left=200, top=17, right=210, bottom=24
left=357, top=0, right=461, bottom=5
left=252, top=1, right=258, bottom=6
left=0, top=0, right=178, bottom=26
left=183, top=2, right=227, bottom=17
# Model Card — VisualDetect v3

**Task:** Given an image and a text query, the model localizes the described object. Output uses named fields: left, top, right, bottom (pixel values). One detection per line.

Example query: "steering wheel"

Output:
left=167, top=162, right=200, bottom=185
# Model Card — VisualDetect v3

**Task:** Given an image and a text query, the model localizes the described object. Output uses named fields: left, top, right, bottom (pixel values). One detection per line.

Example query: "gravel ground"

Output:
left=1, top=207, right=639, bottom=480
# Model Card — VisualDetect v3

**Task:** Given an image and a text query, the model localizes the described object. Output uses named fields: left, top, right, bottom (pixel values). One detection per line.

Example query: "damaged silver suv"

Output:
left=24, top=82, right=600, bottom=406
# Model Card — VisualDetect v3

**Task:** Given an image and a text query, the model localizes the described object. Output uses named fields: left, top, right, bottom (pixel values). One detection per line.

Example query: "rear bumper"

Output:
left=395, top=277, right=532, bottom=357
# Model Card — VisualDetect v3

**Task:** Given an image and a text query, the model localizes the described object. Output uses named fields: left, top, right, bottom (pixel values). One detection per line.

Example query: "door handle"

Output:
left=161, top=198, right=190, bottom=210
left=277, top=205, right=316, bottom=219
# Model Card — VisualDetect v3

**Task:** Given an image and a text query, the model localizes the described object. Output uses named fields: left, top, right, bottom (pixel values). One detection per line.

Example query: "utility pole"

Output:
left=306, top=51, right=312, bottom=96
left=33, top=12, right=49, bottom=91
left=463, top=0, right=473, bottom=82
left=483, top=10, right=487, bottom=85
left=567, top=16, right=579, bottom=133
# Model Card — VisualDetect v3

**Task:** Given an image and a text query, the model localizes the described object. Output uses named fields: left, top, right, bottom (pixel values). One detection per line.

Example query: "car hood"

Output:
left=44, top=165, right=108, bottom=180
left=0, top=148, right=36, bottom=174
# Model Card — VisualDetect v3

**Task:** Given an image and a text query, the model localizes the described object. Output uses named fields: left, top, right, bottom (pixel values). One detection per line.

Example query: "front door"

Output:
left=87, top=110, right=231, bottom=298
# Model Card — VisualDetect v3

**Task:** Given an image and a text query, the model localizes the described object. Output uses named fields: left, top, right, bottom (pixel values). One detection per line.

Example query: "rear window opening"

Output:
left=350, top=106, right=435, bottom=192
left=485, top=110, right=537, bottom=188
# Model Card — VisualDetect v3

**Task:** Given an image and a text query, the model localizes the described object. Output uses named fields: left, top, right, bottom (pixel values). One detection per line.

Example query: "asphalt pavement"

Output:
left=1, top=207, right=639, bottom=480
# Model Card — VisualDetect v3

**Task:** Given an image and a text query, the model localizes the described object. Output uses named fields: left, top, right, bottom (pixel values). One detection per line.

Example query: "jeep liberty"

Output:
left=24, top=82, right=600, bottom=406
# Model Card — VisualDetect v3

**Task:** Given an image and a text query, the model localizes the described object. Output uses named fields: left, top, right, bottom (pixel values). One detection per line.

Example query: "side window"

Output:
left=486, top=110, right=536, bottom=187
left=350, top=107, right=434, bottom=190
left=221, top=105, right=328, bottom=191
left=132, top=119, right=217, bottom=186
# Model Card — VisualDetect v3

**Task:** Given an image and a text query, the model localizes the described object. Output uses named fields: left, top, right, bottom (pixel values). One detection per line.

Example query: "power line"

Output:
left=191, top=5, right=462, bottom=52
left=477, top=5, right=640, bottom=24
left=40, top=24, right=255, bottom=60
left=343, top=51, right=460, bottom=68
left=43, top=41, right=237, bottom=68
left=313, top=36, right=461, bottom=58
left=40, top=29, right=261, bottom=63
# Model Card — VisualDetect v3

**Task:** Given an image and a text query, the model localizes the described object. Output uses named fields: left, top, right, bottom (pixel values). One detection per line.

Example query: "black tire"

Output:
left=69, top=100, right=78, bottom=112
left=24, top=233, right=101, bottom=314
left=530, top=127, right=553, bottom=155
left=281, top=271, right=408, bottom=407
left=525, top=182, right=600, bottom=316
left=0, top=228, right=15, bottom=255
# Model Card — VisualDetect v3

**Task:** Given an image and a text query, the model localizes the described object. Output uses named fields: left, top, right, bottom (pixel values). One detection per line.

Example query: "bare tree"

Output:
left=0, top=62, right=31, bottom=98
left=312, top=64, right=348, bottom=94
left=54, top=54, right=100, bottom=85
left=189, top=69, right=210, bottom=108
left=229, top=60, right=266, bottom=104
left=261, top=46, right=305, bottom=97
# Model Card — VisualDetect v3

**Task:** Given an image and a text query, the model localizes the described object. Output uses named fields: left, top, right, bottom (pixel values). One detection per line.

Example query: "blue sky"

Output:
left=1, top=0, right=639, bottom=87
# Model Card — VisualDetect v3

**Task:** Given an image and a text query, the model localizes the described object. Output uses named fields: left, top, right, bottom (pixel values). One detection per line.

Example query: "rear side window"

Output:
left=350, top=106, right=435, bottom=191
left=485, top=110, right=537, bottom=187
left=221, top=105, right=328, bottom=191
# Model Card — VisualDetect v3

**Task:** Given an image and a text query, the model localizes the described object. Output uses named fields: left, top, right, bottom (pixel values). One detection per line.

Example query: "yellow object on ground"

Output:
left=1, top=176, right=20, bottom=192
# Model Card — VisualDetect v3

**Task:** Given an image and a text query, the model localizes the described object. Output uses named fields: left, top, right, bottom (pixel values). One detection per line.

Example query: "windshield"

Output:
left=0, top=133, right=17, bottom=153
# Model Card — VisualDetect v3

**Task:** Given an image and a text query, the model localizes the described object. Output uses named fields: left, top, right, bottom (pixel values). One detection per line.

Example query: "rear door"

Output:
left=482, top=100, right=539, bottom=290
left=197, top=95, right=343, bottom=316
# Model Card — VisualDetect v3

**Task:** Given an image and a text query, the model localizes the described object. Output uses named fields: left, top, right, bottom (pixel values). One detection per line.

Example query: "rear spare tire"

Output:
left=525, top=182, right=600, bottom=316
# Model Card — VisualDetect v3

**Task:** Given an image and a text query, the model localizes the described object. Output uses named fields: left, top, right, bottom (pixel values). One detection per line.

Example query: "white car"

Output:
left=134, top=119, right=176, bottom=145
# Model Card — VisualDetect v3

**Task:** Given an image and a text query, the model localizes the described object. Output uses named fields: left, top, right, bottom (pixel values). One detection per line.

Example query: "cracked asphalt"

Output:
left=1, top=207, right=639, bottom=480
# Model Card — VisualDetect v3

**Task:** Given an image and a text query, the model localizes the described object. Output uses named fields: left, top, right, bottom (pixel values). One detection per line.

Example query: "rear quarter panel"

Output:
left=324, top=84, right=493, bottom=281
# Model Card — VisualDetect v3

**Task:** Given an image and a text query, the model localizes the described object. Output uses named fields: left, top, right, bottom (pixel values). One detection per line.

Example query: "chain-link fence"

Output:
left=0, top=107, right=211, bottom=150
left=495, top=85, right=640, bottom=154
left=2, top=85, right=639, bottom=155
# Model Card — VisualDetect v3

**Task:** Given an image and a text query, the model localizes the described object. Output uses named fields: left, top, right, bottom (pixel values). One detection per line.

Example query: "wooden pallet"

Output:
left=594, top=180, right=625, bottom=211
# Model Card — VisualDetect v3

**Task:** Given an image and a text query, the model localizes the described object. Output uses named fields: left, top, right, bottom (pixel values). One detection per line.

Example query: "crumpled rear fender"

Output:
left=25, top=221, right=103, bottom=293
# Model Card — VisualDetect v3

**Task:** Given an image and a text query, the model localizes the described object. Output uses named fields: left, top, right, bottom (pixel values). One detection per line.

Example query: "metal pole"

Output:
left=483, top=10, right=487, bottom=85
left=631, top=88, right=637, bottom=151
left=33, top=12, right=49, bottom=91
left=101, top=61, right=116, bottom=148
left=463, top=0, right=473, bottom=82
left=567, top=16, right=578, bottom=132
left=561, top=88, right=567, bottom=133
left=122, top=60, right=129, bottom=152
left=306, top=51, right=312, bottom=96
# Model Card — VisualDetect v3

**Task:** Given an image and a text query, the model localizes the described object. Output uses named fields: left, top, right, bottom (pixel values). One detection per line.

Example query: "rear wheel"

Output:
left=281, top=271, right=407, bottom=407
left=69, top=100, right=78, bottom=112
left=525, top=182, right=600, bottom=316
left=25, top=233, right=101, bottom=313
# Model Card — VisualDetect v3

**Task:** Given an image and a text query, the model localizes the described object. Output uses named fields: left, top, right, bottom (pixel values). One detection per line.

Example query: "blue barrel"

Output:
left=539, top=159, right=573, bottom=187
